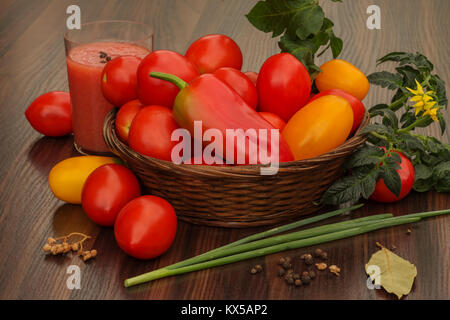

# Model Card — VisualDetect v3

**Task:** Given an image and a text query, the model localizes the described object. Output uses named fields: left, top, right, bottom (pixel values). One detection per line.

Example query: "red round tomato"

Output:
left=137, top=50, right=200, bottom=107
left=82, top=164, right=141, bottom=226
left=25, top=91, right=72, bottom=136
left=213, top=67, right=258, bottom=109
left=309, top=89, right=365, bottom=133
left=370, top=151, right=415, bottom=203
left=101, top=56, right=141, bottom=107
left=128, top=105, right=179, bottom=161
left=114, top=195, right=177, bottom=260
left=244, top=71, right=258, bottom=85
left=257, top=53, right=311, bottom=122
left=259, top=112, right=286, bottom=131
left=115, top=99, right=144, bottom=142
left=185, top=34, right=243, bottom=74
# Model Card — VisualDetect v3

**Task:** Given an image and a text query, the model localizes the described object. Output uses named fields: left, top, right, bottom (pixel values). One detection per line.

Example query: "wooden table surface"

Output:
left=0, top=0, right=448, bottom=300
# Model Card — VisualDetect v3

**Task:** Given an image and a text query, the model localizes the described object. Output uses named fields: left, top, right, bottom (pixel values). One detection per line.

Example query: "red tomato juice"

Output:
left=66, top=42, right=150, bottom=153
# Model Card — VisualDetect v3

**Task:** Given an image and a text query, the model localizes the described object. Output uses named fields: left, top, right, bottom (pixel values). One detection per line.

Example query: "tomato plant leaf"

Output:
left=366, top=243, right=417, bottom=299
left=368, top=71, right=403, bottom=90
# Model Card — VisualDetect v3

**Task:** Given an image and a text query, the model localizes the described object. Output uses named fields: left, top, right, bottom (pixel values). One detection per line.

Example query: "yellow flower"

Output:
left=423, top=106, right=438, bottom=122
left=406, top=79, right=436, bottom=116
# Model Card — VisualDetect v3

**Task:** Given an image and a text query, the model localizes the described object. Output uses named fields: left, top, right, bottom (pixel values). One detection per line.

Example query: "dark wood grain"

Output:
left=0, top=0, right=448, bottom=300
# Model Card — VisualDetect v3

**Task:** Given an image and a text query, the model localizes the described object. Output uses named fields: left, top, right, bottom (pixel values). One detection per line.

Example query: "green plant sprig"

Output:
left=246, top=0, right=343, bottom=78
left=124, top=208, right=450, bottom=287
left=323, top=52, right=449, bottom=204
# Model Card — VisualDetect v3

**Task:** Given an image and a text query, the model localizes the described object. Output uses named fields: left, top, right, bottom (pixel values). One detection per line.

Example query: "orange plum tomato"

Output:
left=315, top=59, right=370, bottom=101
left=282, top=95, right=353, bottom=160
left=309, top=89, right=365, bottom=133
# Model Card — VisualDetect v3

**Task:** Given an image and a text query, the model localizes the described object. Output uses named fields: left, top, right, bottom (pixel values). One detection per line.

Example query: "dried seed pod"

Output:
left=300, top=253, right=312, bottom=260
left=277, top=267, right=286, bottom=277
left=314, top=248, right=323, bottom=257
left=285, top=268, right=294, bottom=275
left=293, top=273, right=300, bottom=280
left=315, top=262, right=327, bottom=271
left=285, top=276, right=294, bottom=285
left=250, top=268, right=258, bottom=275
left=51, top=246, right=59, bottom=255
left=406, top=229, right=412, bottom=235
left=278, top=257, right=286, bottom=265
left=43, top=244, right=52, bottom=252
left=320, top=252, right=328, bottom=260
left=83, top=252, right=92, bottom=261
left=71, top=243, right=79, bottom=252
left=90, top=249, right=97, bottom=257
left=329, top=265, right=341, bottom=276
left=282, top=261, right=292, bottom=269
left=302, top=271, right=310, bottom=278
left=309, top=270, right=316, bottom=279
left=294, top=279, right=302, bottom=287
left=63, top=243, right=71, bottom=253
left=47, top=237, right=56, bottom=245
left=285, top=257, right=292, bottom=264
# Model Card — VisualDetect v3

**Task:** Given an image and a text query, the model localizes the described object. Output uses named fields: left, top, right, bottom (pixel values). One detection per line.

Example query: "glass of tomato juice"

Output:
left=65, top=20, right=153, bottom=155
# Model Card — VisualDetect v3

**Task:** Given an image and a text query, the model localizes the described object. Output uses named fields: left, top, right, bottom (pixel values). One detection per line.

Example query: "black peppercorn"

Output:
left=301, top=274, right=311, bottom=285
left=320, top=252, right=328, bottom=260
left=282, top=261, right=292, bottom=269
left=314, top=248, right=323, bottom=257
left=293, top=273, right=300, bottom=280
left=278, top=257, right=286, bottom=265
left=309, top=270, right=316, bottom=279
left=277, top=267, right=286, bottom=277
left=305, top=257, right=314, bottom=265
left=255, top=264, right=263, bottom=272
left=285, top=276, right=294, bottom=285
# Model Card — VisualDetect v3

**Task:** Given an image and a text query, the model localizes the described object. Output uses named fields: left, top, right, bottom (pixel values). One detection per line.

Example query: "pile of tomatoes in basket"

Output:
left=106, top=34, right=369, bottom=164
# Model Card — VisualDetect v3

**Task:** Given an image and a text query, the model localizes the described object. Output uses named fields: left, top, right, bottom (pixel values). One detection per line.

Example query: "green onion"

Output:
left=165, top=203, right=364, bottom=270
left=124, top=208, right=450, bottom=288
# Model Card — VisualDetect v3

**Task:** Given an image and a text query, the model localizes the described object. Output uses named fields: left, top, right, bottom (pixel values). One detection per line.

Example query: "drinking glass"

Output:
left=65, top=20, right=153, bottom=155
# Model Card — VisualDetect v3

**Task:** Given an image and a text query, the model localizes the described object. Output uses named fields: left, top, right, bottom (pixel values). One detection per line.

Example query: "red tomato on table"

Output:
left=185, top=34, right=243, bottom=74
left=137, top=50, right=200, bottom=107
left=257, top=53, right=311, bottom=122
left=309, top=89, right=365, bottom=134
left=101, top=56, right=142, bottom=107
left=213, top=67, right=258, bottom=109
left=114, top=195, right=177, bottom=260
left=25, top=91, right=72, bottom=136
left=128, top=105, right=180, bottom=161
left=115, top=99, right=144, bottom=142
left=81, top=164, right=141, bottom=226
left=370, top=151, right=415, bottom=203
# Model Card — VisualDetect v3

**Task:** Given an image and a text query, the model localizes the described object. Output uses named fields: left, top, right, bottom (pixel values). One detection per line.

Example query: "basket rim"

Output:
left=104, top=109, right=369, bottom=178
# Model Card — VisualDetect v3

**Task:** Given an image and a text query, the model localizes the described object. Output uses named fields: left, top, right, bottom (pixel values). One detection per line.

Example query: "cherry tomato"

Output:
left=101, top=56, right=141, bottom=107
left=309, top=89, right=365, bottom=133
left=315, top=59, right=370, bottom=101
left=25, top=91, right=72, bottom=136
left=185, top=34, right=243, bottom=74
left=370, top=151, right=415, bottom=203
left=257, top=53, right=311, bottom=122
left=114, top=195, right=177, bottom=260
left=128, top=105, right=180, bottom=161
left=213, top=67, right=258, bottom=109
left=137, top=50, right=200, bottom=107
left=115, top=99, right=144, bottom=142
left=82, top=164, right=141, bottom=226
left=244, top=71, right=258, bottom=85
left=259, top=112, right=286, bottom=131
left=282, top=95, right=353, bottom=160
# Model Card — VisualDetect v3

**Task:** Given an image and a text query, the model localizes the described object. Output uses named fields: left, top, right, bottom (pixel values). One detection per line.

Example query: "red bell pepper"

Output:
left=150, top=72, right=294, bottom=166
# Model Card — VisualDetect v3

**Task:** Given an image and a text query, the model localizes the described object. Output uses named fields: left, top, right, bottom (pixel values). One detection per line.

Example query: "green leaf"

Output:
left=360, top=123, right=394, bottom=136
left=369, top=104, right=389, bottom=117
left=368, top=71, right=403, bottom=90
left=380, top=158, right=402, bottom=197
left=376, top=51, right=433, bottom=72
left=322, top=167, right=379, bottom=204
left=433, top=161, right=450, bottom=193
left=415, top=163, right=433, bottom=180
left=437, top=114, right=446, bottom=135
left=329, top=32, right=343, bottom=58
left=291, top=5, right=324, bottom=40
left=430, top=74, right=448, bottom=108
left=395, top=65, right=420, bottom=89
left=346, top=145, right=384, bottom=168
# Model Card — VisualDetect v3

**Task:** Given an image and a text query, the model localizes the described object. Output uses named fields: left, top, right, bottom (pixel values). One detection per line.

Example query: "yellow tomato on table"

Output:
left=282, top=95, right=353, bottom=161
left=48, top=156, right=119, bottom=204
left=315, top=59, right=370, bottom=101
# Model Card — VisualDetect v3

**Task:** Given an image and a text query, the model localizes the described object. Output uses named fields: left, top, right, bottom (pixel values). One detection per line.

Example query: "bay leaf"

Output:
left=365, top=242, right=417, bottom=299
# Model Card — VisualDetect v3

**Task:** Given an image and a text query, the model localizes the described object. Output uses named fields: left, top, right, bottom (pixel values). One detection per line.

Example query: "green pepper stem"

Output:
left=150, top=72, right=188, bottom=90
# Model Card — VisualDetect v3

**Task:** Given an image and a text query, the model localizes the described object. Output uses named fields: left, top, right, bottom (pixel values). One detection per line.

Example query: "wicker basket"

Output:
left=103, top=109, right=369, bottom=228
